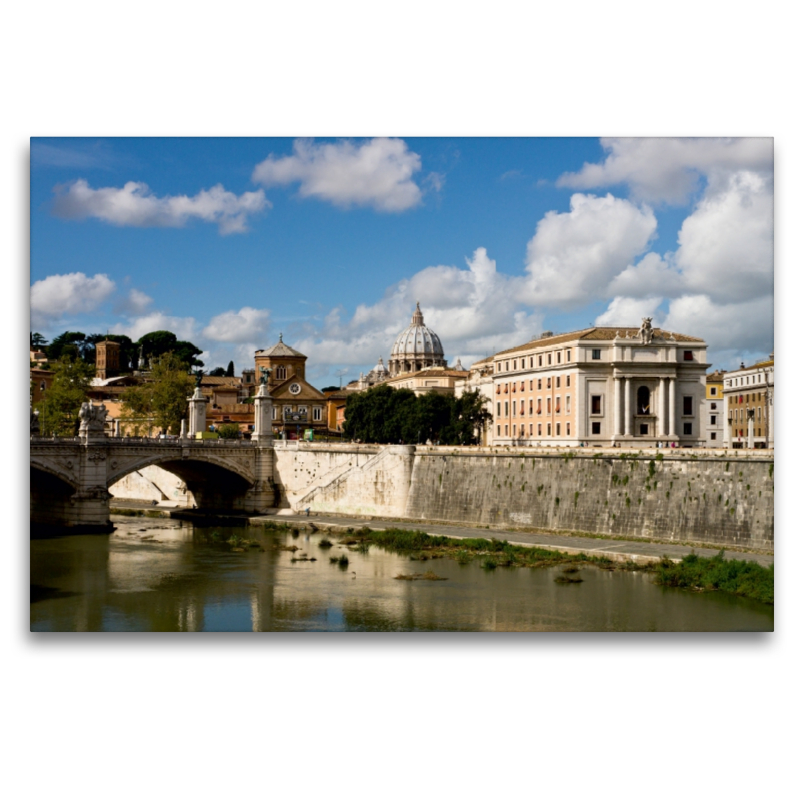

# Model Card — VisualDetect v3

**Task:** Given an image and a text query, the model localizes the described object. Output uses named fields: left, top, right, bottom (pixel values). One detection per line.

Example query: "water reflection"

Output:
left=30, top=517, right=774, bottom=632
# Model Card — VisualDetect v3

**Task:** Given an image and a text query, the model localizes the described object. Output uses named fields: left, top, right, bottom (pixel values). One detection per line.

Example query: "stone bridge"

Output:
left=30, top=437, right=276, bottom=532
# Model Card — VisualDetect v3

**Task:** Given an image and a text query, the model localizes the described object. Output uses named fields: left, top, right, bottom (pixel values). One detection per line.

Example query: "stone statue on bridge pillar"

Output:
left=187, top=386, right=209, bottom=438
left=78, top=402, right=108, bottom=442
left=252, top=367, right=274, bottom=443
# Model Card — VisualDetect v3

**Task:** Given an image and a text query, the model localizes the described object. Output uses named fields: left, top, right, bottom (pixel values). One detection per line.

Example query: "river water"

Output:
left=30, top=516, right=773, bottom=632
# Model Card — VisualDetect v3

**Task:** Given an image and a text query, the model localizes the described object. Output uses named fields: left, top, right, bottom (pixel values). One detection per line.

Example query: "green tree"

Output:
left=226, top=360, right=235, bottom=377
left=452, top=390, right=493, bottom=445
left=137, top=331, right=204, bottom=369
left=30, top=332, right=48, bottom=350
left=208, top=367, right=227, bottom=377
left=34, top=356, right=94, bottom=436
left=47, top=331, right=91, bottom=363
left=121, top=353, right=195, bottom=435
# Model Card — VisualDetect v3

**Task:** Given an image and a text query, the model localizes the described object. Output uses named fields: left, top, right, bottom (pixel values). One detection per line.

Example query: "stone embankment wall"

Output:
left=279, top=444, right=774, bottom=551
left=272, top=442, right=413, bottom=517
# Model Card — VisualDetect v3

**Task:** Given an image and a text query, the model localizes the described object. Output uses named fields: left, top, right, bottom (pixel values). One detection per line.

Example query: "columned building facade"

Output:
left=491, top=321, right=708, bottom=448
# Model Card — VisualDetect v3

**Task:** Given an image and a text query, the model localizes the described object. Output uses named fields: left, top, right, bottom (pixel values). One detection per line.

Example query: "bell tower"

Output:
left=96, top=339, right=121, bottom=380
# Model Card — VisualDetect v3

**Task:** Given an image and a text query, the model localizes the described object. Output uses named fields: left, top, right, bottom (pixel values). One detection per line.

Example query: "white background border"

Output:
left=6, top=3, right=793, bottom=797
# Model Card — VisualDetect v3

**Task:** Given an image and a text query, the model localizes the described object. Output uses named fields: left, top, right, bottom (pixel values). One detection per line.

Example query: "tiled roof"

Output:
left=493, top=327, right=704, bottom=358
left=728, top=359, right=774, bottom=375
left=706, top=370, right=727, bottom=382
left=255, top=340, right=306, bottom=358
left=200, top=376, right=241, bottom=386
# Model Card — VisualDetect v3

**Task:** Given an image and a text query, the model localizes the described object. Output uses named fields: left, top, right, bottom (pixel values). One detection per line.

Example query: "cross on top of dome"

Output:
left=411, top=301, right=424, bottom=326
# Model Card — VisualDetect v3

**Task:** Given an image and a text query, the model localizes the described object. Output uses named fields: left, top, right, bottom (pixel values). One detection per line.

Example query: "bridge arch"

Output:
left=31, top=464, right=80, bottom=529
left=106, top=452, right=257, bottom=513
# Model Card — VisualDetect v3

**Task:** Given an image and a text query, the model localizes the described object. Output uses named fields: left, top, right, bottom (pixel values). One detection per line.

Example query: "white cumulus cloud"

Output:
left=293, top=248, right=542, bottom=370
left=52, top=179, right=269, bottom=234
left=557, top=137, right=773, bottom=204
left=522, top=193, right=657, bottom=309
left=252, top=138, right=425, bottom=212
left=674, top=170, right=773, bottom=303
left=607, top=252, right=684, bottom=299
left=111, top=312, right=198, bottom=343
left=662, top=294, right=774, bottom=360
left=114, top=288, right=153, bottom=315
left=595, top=296, right=664, bottom=328
left=203, top=307, right=271, bottom=343
left=31, top=272, right=115, bottom=325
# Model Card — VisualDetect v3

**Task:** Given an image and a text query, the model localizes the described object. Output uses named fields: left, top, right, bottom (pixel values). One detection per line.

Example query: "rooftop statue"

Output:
left=259, top=366, right=271, bottom=385
left=638, top=316, right=654, bottom=345
left=79, top=402, right=108, bottom=433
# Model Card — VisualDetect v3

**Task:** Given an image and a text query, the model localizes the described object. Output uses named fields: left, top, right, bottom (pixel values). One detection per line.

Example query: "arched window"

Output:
left=637, top=386, right=650, bottom=414
left=276, top=366, right=286, bottom=380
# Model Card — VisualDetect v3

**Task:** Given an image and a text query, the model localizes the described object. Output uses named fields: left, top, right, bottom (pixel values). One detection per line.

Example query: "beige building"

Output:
left=254, top=335, right=327, bottom=439
left=723, top=355, right=774, bottom=449
left=489, top=319, right=708, bottom=448
left=705, top=370, right=726, bottom=446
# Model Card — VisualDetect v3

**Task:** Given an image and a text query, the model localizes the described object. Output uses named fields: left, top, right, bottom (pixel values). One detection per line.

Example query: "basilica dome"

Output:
left=388, top=303, right=447, bottom=376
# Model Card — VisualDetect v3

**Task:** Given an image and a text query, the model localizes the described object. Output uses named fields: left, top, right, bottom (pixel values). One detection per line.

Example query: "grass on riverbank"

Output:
left=342, top=527, right=774, bottom=605
left=654, top=551, right=774, bottom=605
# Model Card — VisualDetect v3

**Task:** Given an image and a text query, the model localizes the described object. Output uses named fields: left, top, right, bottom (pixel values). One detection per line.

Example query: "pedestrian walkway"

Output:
left=255, top=512, right=774, bottom=567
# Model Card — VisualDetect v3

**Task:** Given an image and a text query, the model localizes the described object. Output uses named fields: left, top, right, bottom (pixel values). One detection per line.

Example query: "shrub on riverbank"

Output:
left=653, top=551, right=773, bottom=605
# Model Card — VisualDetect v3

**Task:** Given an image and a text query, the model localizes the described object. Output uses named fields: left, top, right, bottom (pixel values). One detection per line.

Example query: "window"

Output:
left=504, top=425, right=508, bottom=436
left=513, top=360, right=517, bottom=370
left=710, top=387, right=717, bottom=396
left=512, top=400, right=516, bottom=417
left=758, top=407, right=762, bottom=421
left=557, top=351, right=561, bottom=364
left=547, top=353, right=552, bottom=365
left=567, top=350, right=571, bottom=362
left=566, top=422, right=571, bottom=436
left=546, top=398, right=551, bottom=414
left=555, top=397, right=561, bottom=414
left=521, top=359, right=525, bottom=369
left=497, top=402, right=501, bottom=417
left=272, top=407, right=278, bottom=420
left=637, top=386, right=651, bottom=414
left=497, top=425, right=501, bottom=436
left=592, top=421, right=601, bottom=435
left=313, top=407, right=322, bottom=421
left=591, top=395, right=602, bottom=415
left=683, top=351, right=694, bottom=361
left=683, top=422, right=693, bottom=435
left=538, top=356, right=542, bottom=367
left=566, top=395, right=571, bottom=413
left=276, top=366, right=286, bottom=380
left=683, top=396, right=693, bottom=415
left=639, top=423, right=649, bottom=436
left=592, top=349, right=601, bottom=360
left=547, top=377, right=552, bottom=389
left=529, top=400, right=534, bottom=415
left=512, top=425, right=516, bottom=436
left=547, top=423, right=551, bottom=436
left=710, top=432, right=717, bottom=440
left=566, top=375, right=570, bottom=387
left=710, top=415, right=716, bottom=425
left=537, top=399, right=542, bottom=415
left=529, top=424, right=534, bottom=435
left=556, top=376, right=560, bottom=388
left=710, top=402, right=717, bottom=410
left=556, top=423, right=561, bottom=436
left=537, top=423, right=542, bottom=436
left=537, top=379, right=542, bottom=390
left=504, top=401, right=508, bottom=417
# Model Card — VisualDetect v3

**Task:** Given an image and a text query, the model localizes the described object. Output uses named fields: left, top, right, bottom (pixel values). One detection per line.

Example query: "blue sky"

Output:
left=30, top=137, right=774, bottom=386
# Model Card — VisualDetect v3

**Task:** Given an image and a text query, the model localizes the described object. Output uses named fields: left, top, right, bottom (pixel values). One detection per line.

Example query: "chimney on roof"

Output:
left=740, top=362, right=745, bottom=369
left=540, top=331, right=553, bottom=339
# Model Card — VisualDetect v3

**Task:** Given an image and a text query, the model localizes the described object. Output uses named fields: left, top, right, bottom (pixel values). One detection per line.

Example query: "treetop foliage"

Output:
left=343, top=385, right=491, bottom=445
left=33, top=356, right=94, bottom=436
